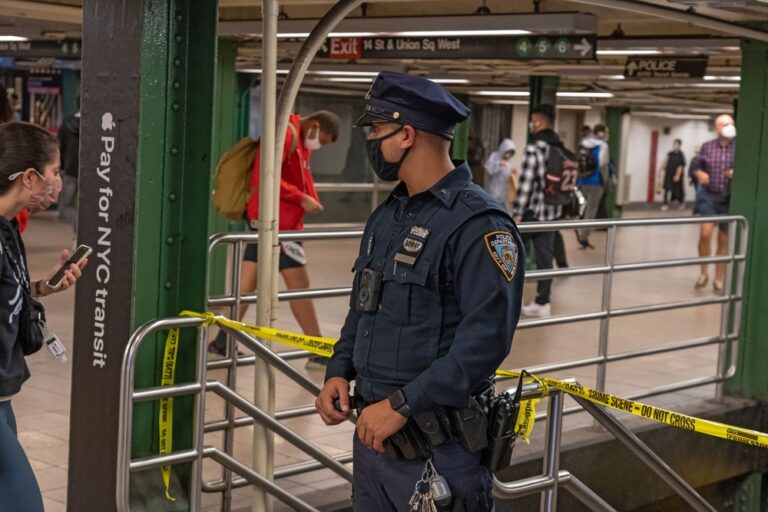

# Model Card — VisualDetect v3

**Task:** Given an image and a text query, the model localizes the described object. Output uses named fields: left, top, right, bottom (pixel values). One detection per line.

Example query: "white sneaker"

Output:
left=521, top=302, right=551, bottom=318
left=660, top=205, right=669, bottom=212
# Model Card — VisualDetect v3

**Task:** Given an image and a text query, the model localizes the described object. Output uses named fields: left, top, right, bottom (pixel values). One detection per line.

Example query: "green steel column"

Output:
left=725, top=38, right=768, bottom=400
left=208, top=39, right=245, bottom=296
left=451, top=93, right=470, bottom=160
left=61, top=69, right=79, bottom=117
left=529, top=76, right=559, bottom=111
left=68, top=1, right=217, bottom=510
left=603, top=107, right=628, bottom=219
left=528, top=76, right=559, bottom=143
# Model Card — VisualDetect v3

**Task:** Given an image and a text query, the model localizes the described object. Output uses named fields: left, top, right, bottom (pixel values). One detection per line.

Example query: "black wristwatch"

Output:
left=388, top=389, right=412, bottom=417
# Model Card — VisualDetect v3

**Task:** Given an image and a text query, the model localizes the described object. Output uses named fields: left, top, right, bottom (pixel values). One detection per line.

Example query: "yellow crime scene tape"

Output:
left=155, top=311, right=767, bottom=500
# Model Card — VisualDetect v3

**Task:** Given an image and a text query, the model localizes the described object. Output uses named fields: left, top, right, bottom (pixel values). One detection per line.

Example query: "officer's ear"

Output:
left=401, top=125, right=416, bottom=149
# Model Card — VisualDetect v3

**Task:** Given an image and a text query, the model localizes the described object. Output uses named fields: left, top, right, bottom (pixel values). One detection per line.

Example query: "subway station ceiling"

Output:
left=0, top=0, right=764, bottom=113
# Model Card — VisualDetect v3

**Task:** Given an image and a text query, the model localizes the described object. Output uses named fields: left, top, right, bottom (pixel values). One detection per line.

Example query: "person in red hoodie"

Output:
left=210, top=111, right=340, bottom=367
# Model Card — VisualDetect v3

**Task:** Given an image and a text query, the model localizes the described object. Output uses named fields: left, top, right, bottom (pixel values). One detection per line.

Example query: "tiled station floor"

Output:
left=13, top=207, right=737, bottom=511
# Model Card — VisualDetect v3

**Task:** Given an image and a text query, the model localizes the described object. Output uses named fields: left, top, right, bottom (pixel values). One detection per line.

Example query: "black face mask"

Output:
left=366, top=126, right=411, bottom=181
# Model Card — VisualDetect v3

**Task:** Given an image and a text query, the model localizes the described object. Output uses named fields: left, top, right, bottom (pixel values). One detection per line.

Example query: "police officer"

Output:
left=316, top=72, right=524, bottom=511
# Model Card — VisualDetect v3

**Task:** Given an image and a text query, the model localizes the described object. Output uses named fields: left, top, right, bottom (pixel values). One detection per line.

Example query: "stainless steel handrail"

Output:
left=492, top=379, right=716, bottom=512
left=200, top=215, right=747, bottom=507
left=116, top=317, right=350, bottom=512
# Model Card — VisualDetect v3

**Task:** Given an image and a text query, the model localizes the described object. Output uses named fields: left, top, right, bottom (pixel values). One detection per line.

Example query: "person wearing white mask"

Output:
left=209, top=110, right=340, bottom=368
left=483, top=138, right=516, bottom=212
left=694, top=114, right=736, bottom=293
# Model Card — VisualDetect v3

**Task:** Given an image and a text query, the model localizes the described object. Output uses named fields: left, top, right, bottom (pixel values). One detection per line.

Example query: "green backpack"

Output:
left=212, top=124, right=298, bottom=221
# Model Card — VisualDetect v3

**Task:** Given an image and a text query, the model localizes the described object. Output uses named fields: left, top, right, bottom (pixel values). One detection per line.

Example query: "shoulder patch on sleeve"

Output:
left=484, top=231, right=519, bottom=282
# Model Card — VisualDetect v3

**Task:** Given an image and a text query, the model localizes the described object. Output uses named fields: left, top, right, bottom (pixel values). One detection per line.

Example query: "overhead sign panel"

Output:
left=0, top=39, right=81, bottom=58
left=319, top=35, right=597, bottom=60
left=624, top=56, right=708, bottom=79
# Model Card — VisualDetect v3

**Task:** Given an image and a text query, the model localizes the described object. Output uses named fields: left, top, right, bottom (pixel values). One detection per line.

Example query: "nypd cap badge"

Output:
left=484, top=231, right=518, bottom=282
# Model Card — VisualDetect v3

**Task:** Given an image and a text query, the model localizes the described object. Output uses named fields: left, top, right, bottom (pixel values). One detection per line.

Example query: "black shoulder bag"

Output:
left=1, top=240, right=47, bottom=356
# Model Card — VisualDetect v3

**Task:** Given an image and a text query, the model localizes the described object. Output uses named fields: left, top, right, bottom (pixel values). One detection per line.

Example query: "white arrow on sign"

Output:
left=625, top=60, right=638, bottom=77
left=575, top=37, right=592, bottom=57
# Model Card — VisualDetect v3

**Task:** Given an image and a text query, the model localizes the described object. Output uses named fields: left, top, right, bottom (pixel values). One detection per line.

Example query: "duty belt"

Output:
left=355, top=387, right=495, bottom=460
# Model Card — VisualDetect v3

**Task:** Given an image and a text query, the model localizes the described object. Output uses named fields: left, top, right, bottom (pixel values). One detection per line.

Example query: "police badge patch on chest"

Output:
left=484, top=231, right=518, bottom=282
left=394, top=225, right=431, bottom=267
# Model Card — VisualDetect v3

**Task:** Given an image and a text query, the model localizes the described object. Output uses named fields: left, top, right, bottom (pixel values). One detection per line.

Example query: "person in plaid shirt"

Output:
left=513, top=104, right=562, bottom=317
left=694, top=114, right=736, bottom=293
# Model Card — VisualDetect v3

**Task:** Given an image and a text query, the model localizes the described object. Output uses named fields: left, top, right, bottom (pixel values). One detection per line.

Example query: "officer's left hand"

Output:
left=356, top=399, right=408, bottom=453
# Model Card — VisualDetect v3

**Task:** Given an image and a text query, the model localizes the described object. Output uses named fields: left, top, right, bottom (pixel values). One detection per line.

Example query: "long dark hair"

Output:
left=0, top=96, right=12, bottom=123
left=0, top=122, right=59, bottom=193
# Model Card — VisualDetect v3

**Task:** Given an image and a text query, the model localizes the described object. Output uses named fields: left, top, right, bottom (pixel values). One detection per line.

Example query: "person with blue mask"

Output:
left=315, top=72, right=524, bottom=512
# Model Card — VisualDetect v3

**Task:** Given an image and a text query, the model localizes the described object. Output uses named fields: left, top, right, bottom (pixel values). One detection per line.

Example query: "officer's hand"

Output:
left=695, top=170, right=710, bottom=186
left=301, top=195, right=324, bottom=214
left=316, top=377, right=351, bottom=425
left=356, top=399, right=408, bottom=453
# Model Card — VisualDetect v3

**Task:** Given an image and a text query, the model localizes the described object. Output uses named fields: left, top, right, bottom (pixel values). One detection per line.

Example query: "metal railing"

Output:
left=117, top=317, right=718, bottom=511
left=492, top=379, right=716, bottom=512
left=117, top=316, right=353, bottom=512
left=116, top=214, right=747, bottom=510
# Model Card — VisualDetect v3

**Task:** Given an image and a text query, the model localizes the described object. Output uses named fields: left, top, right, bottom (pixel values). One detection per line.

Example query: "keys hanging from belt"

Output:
left=409, top=458, right=451, bottom=511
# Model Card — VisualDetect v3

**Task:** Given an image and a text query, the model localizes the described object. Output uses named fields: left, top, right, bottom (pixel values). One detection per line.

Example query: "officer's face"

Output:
left=369, top=122, right=408, bottom=159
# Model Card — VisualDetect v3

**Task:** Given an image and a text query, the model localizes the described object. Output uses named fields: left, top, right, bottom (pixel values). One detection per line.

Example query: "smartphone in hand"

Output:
left=46, top=245, right=92, bottom=290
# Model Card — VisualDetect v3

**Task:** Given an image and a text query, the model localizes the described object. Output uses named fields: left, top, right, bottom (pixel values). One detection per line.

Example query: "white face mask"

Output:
left=721, top=124, right=736, bottom=139
left=304, top=126, right=322, bottom=150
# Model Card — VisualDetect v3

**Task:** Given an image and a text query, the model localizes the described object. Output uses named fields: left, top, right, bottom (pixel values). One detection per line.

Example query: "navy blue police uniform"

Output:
left=325, top=72, right=524, bottom=512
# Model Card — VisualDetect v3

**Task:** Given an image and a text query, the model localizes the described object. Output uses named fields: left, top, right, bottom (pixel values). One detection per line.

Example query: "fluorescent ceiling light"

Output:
left=557, top=105, right=592, bottom=110
left=474, top=91, right=530, bottom=97
left=396, top=30, right=531, bottom=36
left=239, top=68, right=290, bottom=74
left=557, top=91, right=613, bottom=98
left=598, top=75, right=626, bottom=80
left=596, top=50, right=663, bottom=56
left=278, top=30, right=532, bottom=38
left=321, top=77, right=469, bottom=84
left=0, top=36, right=28, bottom=42
left=703, top=75, right=740, bottom=81
left=312, top=70, right=380, bottom=77
left=321, top=77, right=374, bottom=83
left=429, top=78, right=470, bottom=84
left=634, top=112, right=712, bottom=120
left=691, top=83, right=740, bottom=88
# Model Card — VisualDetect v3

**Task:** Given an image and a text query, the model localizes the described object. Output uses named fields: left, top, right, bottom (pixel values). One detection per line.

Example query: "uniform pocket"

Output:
left=380, top=260, right=433, bottom=324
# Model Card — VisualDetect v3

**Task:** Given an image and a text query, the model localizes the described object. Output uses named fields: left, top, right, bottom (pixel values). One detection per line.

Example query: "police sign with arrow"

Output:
left=624, top=56, right=708, bottom=79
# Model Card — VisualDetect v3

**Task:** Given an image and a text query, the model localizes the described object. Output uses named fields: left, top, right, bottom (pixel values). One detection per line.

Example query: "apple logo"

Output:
left=101, top=112, right=115, bottom=131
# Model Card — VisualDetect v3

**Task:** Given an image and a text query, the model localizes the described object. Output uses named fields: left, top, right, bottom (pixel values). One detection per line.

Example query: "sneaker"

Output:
left=521, top=302, right=551, bottom=318
left=305, top=356, right=330, bottom=370
left=660, top=204, right=669, bottom=212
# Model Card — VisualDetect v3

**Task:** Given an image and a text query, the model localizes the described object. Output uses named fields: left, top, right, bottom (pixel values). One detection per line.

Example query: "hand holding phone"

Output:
left=47, top=245, right=92, bottom=290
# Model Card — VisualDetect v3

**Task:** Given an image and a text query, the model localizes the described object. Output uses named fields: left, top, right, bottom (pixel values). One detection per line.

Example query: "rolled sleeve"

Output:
left=403, top=213, right=525, bottom=413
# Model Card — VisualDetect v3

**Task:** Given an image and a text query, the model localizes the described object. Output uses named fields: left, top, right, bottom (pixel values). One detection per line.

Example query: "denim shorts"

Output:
left=697, top=188, right=730, bottom=230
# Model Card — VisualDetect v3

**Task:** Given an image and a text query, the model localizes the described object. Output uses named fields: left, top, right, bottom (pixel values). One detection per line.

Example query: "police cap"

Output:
left=354, top=71, right=470, bottom=139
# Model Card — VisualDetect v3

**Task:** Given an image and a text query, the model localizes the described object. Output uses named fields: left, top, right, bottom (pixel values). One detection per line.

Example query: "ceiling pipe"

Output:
left=569, top=0, right=768, bottom=43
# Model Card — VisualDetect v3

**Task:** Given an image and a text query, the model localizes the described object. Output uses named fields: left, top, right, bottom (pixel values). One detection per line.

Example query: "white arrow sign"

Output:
left=625, top=60, right=638, bottom=77
left=574, top=37, right=592, bottom=57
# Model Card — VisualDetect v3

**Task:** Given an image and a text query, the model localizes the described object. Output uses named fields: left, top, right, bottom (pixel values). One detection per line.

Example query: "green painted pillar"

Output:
left=451, top=93, right=470, bottom=160
left=61, top=69, right=79, bottom=118
left=528, top=76, right=559, bottom=143
left=208, top=39, right=247, bottom=296
left=68, top=1, right=218, bottom=510
left=529, top=76, right=559, bottom=111
left=725, top=38, right=768, bottom=400
left=603, top=107, right=628, bottom=219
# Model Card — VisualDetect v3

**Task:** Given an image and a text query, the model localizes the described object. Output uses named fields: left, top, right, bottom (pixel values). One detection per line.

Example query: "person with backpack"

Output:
left=513, top=104, right=566, bottom=318
left=575, top=124, right=610, bottom=249
left=209, top=111, right=340, bottom=368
